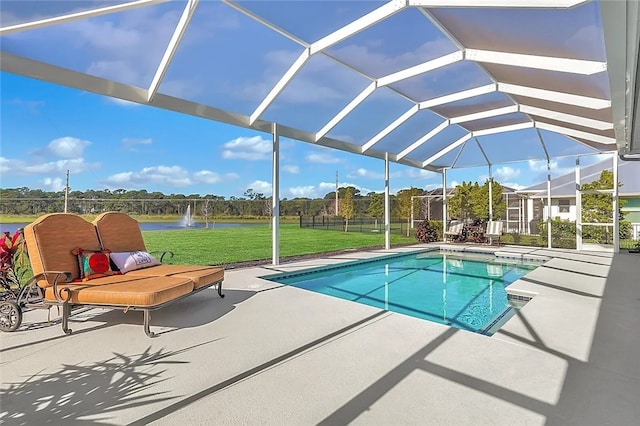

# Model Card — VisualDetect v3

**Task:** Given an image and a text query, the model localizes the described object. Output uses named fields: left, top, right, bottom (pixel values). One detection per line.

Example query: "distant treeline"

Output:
left=0, top=187, right=434, bottom=219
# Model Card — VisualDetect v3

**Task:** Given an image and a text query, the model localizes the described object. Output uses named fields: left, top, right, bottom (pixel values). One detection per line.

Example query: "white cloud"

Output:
left=528, top=159, right=553, bottom=173
left=69, top=8, right=184, bottom=86
left=247, top=180, right=272, bottom=195
left=29, top=158, right=96, bottom=174
left=0, top=157, right=12, bottom=174
left=348, top=168, right=384, bottom=180
left=1, top=155, right=98, bottom=176
left=424, top=183, right=442, bottom=191
left=346, top=167, right=436, bottom=182
left=42, top=177, right=65, bottom=192
left=288, top=186, right=317, bottom=198
left=105, top=97, right=141, bottom=107
left=103, top=165, right=192, bottom=188
left=193, top=170, right=222, bottom=184
left=501, top=182, right=526, bottom=190
left=105, top=172, right=133, bottom=184
left=318, top=180, right=371, bottom=195
left=405, top=169, right=439, bottom=180
left=528, top=159, right=572, bottom=177
left=306, top=153, right=341, bottom=164
left=122, top=137, right=152, bottom=152
left=283, top=165, right=300, bottom=174
left=494, top=166, right=520, bottom=181
left=319, top=182, right=338, bottom=192
left=222, top=136, right=272, bottom=161
left=191, top=170, right=239, bottom=184
left=9, top=98, right=45, bottom=114
left=47, top=137, right=91, bottom=158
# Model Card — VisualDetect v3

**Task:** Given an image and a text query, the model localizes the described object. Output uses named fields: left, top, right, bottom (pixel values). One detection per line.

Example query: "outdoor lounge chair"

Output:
left=485, top=221, right=503, bottom=245
left=444, top=223, right=464, bottom=242
left=20, top=212, right=224, bottom=337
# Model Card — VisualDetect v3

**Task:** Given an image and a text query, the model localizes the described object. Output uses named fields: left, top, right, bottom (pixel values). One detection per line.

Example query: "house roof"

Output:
left=520, top=158, right=640, bottom=198
left=1, top=0, right=639, bottom=170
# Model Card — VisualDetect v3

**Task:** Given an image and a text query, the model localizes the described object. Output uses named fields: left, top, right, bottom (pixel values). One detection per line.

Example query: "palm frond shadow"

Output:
left=0, top=340, right=217, bottom=425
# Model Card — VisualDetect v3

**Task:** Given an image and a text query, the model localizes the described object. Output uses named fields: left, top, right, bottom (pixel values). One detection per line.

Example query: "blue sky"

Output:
left=0, top=72, right=609, bottom=199
left=0, top=1, right=611, bottom=199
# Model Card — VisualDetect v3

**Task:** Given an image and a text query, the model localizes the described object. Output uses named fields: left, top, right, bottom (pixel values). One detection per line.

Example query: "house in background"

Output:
left=519, top=159, right=640, bottom=238
left=417, top=186, right=529, bottom=233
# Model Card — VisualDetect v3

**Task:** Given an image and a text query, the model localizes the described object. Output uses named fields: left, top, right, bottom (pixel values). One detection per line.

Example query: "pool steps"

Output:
left=437, top=244, right=550, bottom=264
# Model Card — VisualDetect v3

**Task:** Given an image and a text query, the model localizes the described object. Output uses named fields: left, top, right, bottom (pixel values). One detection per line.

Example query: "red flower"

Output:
left=0, top=230, right=24, bottom=276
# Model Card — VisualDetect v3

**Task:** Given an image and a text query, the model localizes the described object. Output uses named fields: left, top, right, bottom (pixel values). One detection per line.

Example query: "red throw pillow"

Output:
left=71, top=248, right=118, bottom=281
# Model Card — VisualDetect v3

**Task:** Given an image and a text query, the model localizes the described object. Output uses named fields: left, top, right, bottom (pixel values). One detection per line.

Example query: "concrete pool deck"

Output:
left=1, top=244, right=639, bottom=425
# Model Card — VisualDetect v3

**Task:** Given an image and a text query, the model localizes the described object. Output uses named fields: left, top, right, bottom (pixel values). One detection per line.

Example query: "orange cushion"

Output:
left=93, top=212, right=147, bottom=253
left=44, top=275, right=193, bottom=307
left=126, top=265, right=224, bottom=289
left=23, top=213, right=102, bottom=286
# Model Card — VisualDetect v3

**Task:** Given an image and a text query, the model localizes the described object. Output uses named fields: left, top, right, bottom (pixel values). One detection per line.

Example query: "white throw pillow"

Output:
left=110, top=251, right=161, bottom=274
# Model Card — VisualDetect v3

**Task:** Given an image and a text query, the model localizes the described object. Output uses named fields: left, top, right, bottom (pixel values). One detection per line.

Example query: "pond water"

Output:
left=0, top=221, right=266, bottom=234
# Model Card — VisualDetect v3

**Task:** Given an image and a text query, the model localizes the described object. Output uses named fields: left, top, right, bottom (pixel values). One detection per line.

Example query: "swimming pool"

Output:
left=262, top=251, right=539, bottom=335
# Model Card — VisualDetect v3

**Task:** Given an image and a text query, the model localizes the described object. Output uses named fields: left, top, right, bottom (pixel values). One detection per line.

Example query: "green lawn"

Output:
left=143, top=224, right=417, bottom=265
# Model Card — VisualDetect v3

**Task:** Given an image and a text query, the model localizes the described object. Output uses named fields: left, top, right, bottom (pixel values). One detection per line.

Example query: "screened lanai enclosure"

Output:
left=1, top=0, right=639, bottom=262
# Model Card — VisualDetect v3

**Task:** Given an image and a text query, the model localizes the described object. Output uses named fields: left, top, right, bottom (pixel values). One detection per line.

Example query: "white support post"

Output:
left=613, top=153, right=619, bottom=253
left=384, top=153, right=390, bottom=250
left=575, top=158, right=582, bottom=251
left=488, top=165, right=493, bottom=221
left=547, top=160, right=552, bottom=249
left=272, top=123, right=280, bottom=265
left=527, top=198, right=533, bottom=234
left=411, top=196, right=414, bottom=229
left=442, top=169, right=447, bottom=243
left=519, top=197, right=523, bottom=233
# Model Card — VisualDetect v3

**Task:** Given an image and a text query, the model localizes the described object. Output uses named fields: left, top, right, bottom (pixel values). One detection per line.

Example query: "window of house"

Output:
left=558, top=199, right=570, bottom=213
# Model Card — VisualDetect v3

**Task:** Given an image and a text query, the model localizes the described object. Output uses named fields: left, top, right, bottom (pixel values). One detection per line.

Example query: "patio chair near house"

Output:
left=485, top=221, right=503, bottom=246
left=444, top=223, right=464, bottom=242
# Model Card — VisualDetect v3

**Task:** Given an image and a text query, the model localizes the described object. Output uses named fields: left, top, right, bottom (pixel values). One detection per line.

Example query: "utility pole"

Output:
left=335, top=170, right=339, bottom=217
left=64, top=169, right=69, bottom=213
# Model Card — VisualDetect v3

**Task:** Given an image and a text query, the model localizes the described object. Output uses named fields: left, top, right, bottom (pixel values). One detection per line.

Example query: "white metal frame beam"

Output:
left=535, top=122, right=616, bottom=145
left=397, top=120, right=449, bottom=160
left=250, top=0, right=404, bottom=125
left=409, top=0, right=587, bottom=7
left=520, top=105, right=613, bottom=130
left=223, top=0, right=308, bottom=46
left=419, top=84, right=496, bottom=109
left=147, top=0, right=199, bottom=102
left=315, top=51, right=462, bottom=140
left=473, top=122, right=534, bottom=137
left=498, top=83, right=611, bottom=110
left=362, top=105, right=419, bottom=152
left=377, top=51, right=463, bottom=87
left=0, top=0, right=168, bottom=35
left=466, top=49, right=607, bottom=75
left=250, top=49, right=310, bottom=125
left=450, top=105, right=518, bottom=124
left=409, top=121, right=535, bottom=166
left=310, top=1, right=405, bottom=55
left=315, top=82, right=377, bottom=141
left=599, top=0, right=640, bottom=155
left=423, top=133, right=471, bottom=167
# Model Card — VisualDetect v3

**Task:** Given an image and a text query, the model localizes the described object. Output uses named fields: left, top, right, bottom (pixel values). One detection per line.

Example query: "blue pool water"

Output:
left=263, top=251, right=539, bottom=334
